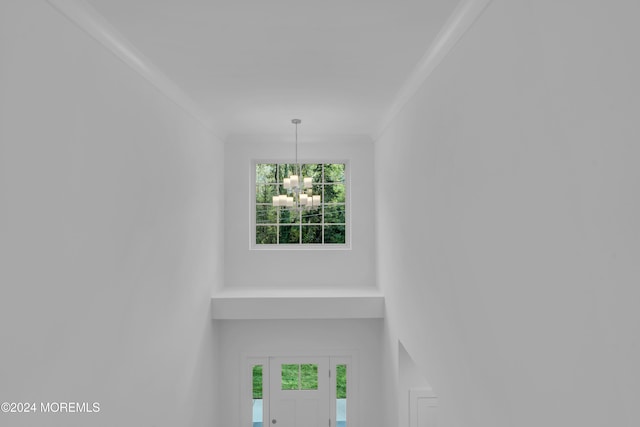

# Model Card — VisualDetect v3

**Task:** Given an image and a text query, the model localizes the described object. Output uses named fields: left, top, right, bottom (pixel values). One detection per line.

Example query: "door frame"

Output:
left=409, top=387, right=438, bottom=427
left=242, top=350, right=358, bottom=427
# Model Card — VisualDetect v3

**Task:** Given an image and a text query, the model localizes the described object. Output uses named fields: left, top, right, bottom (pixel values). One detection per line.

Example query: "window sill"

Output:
left=250, top=243, right=351, bottom=251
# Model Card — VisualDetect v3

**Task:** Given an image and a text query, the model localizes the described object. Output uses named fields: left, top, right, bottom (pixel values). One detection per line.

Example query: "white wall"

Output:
left=0, top=1, right=223, bottom=426
left=398, top=342, right=431, bottom=427
left=375, top=0, right=640, bottom=426
left=216, top=319, right=384, bottom=427
left=224, top=135, right=376, bottom=289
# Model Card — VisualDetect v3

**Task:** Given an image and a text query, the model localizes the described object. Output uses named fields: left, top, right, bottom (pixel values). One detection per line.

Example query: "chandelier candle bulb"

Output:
left=304, top=177, right=312, bottom=188
left=290, top=175, right=299, bottom=188
left=272, top=196, right=280, bottom=206
left=313, top=195, right=320, bottom=206
left=279, top=195, right=287, bottom=206
left=287, top=197, right=294, bottom=207
left=283, top=178, right=291, bottom=189
left=300, top=194, right=308, bottom=205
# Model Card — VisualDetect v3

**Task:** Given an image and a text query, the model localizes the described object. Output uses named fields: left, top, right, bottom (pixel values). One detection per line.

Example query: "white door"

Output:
left=269, top=356, right=330, bottom=427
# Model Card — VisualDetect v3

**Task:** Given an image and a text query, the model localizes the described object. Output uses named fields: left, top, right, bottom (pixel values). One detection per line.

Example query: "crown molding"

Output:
left=46, top=0, right=491, bottom=142
left=374, top=0, right=493, bottom=140
left=46, top=0, right=220, bottom=138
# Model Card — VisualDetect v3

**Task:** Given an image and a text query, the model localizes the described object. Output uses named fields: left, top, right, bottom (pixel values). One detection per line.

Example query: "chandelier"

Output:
left=271, top=119, right=320, bottom=210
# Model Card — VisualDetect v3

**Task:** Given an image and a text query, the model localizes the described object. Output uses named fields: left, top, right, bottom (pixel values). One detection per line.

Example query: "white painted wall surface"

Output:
left=375, top=0, right=640, bottom=426
left=216, top=319, right=384, bottom=427
left=224, top=135, right=376, bottom=289
left=0, top=1, right=223, bottom=426
left=399, top=342, right=432, bottom=427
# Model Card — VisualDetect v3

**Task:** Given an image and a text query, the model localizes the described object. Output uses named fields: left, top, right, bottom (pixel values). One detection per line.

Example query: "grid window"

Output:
left=281, top=364, right=319, bottom=390
left=255, top=163, right=347, bottom=246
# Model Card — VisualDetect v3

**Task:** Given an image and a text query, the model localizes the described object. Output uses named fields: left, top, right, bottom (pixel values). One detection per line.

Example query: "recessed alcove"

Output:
left=211, top=288, right=384, bottom=320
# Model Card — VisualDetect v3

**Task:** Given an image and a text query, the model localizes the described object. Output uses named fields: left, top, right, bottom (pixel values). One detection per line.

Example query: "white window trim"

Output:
left=250, top=159, right=352, bottom=250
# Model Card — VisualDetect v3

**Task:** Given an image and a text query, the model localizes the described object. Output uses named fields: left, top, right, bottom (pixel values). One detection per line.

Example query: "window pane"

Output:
left=302, top=163, right=322, bottom=181
left=256, top=163, right=277, bottom=183
left=324, top=184, right=345, bottom=203
left=278, top=164, right=299, bottom=182
left=253, top=399, right=263, bottom=427
left=279, top=209, right=300, bottom=224
left=300, top=364, right=318, bottom=390
left=324, top=205, right=345, bottom=223
left=256, top=184, right=278, bottom=203
left=301, top=207, right=322, bottom=224
left=311, top=184, right=322, bottom=196
left=253, top=364, right=264, bottom=427
left=336, top=365, right=347, bottom=398
left=281, top=364, right=299, bottom=390
left=302, top=225, right=322, bottom=244
left=279, top=226, right=300, bottom=244
left=337, top=364, right=347, bottom=427
left=324, top=164, right=345, bottom=183
left=256, top=226, right=277, bottom=244
left=253, top=365, right=263, bottom=399
left=256, top=205, right=277, bottom=224
left=324, top=225, right=346, bottom=244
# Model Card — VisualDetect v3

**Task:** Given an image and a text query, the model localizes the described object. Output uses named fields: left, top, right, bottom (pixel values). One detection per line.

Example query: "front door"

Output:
left=269, top=356, right=330, bottom=427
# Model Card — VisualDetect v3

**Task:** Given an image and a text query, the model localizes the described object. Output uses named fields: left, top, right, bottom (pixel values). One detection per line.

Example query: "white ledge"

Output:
left=211, top=288, right=385, bottom=320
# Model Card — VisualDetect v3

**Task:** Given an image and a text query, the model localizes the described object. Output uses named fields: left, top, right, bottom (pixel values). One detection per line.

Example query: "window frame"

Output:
left=250, top=159, right=351, bottom=250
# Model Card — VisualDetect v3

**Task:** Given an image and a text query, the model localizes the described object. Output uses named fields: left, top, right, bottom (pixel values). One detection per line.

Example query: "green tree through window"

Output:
left=281, top=364, right=319, bottom=390
left=255, top=163, right=347, bottom=245
left=252, top=365, right=262, bottom=399
left=336, top=364, right=347, bottom=398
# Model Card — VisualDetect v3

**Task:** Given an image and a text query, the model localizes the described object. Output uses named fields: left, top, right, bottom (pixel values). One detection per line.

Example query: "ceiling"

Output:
left=86, top=0, right=458, bottom=138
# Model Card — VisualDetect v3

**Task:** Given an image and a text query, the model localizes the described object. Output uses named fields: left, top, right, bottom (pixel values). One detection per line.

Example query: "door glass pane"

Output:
left=336, top=364, right=347, bottom=427
left=281, top=364, right=299, bottom=390
left=252, top=365, right=263, bottom=427
left=300, top=364, right=318, bottom=390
